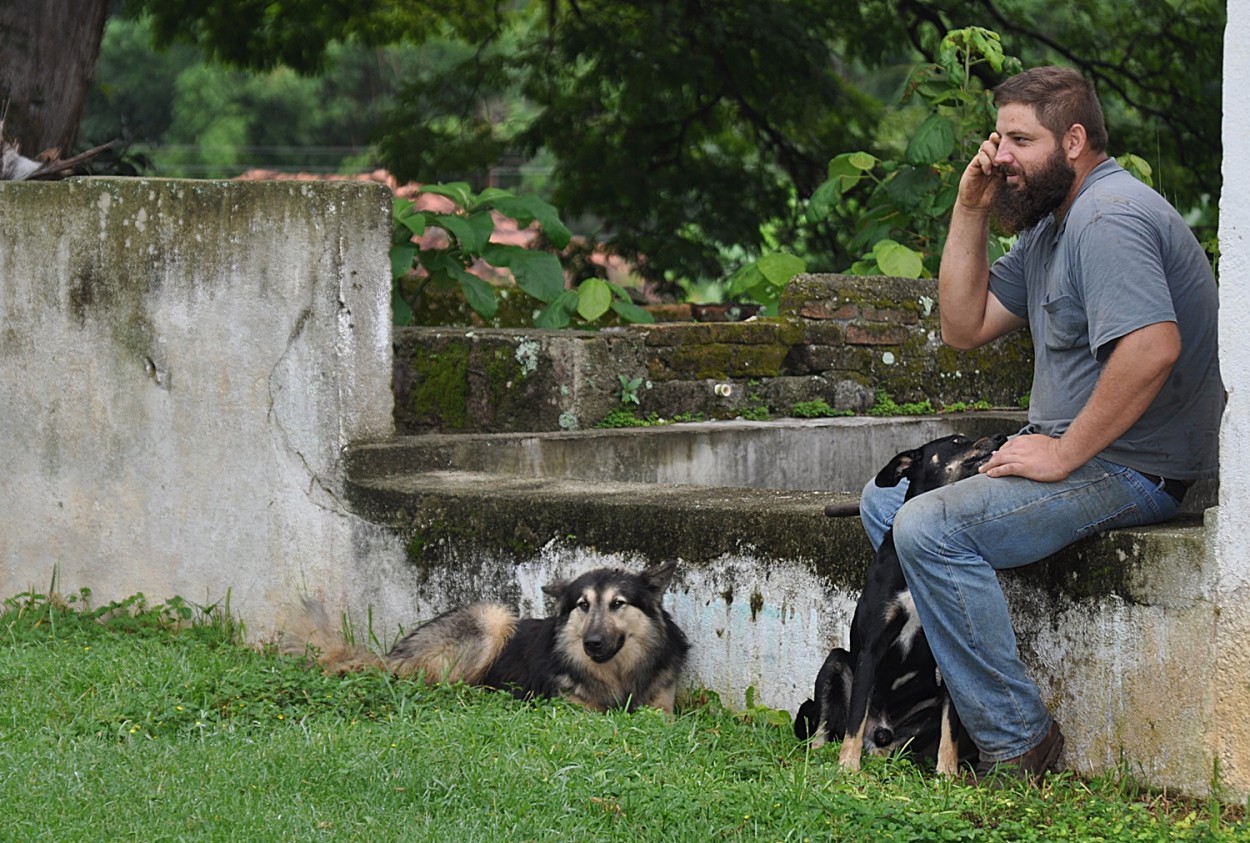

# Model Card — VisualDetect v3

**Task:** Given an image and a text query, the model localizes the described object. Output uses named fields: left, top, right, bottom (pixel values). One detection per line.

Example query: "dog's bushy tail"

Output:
left=386, top=603, right=517, bottom=684
left=276, top=598, right=387, bottom=674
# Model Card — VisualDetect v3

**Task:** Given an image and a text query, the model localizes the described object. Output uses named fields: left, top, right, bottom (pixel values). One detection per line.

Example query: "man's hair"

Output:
left=994, top=66, right=1108, bottom=153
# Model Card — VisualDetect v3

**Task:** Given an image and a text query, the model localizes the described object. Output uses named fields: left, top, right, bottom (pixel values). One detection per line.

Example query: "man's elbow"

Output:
left=939, top=323, right=985, bottom=351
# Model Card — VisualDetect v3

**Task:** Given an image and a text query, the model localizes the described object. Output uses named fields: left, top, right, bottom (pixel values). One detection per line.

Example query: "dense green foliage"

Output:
left=82, top=17, right=417, bottom=176
left=95, top=0, right=1224, bottom=296
left=2, top=589, right=1247, bottom=840
left=391, top=182, right=652, bottom=327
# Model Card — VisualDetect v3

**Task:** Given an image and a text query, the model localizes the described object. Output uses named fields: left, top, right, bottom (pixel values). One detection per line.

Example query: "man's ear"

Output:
left=1064, top=123, right=1087, bottom=161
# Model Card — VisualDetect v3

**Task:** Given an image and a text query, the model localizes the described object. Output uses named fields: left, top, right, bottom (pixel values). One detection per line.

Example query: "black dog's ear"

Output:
left=874, top=449, right=920, bottom=488
left=641, top=559, right=678, bottom=594
left=795, top=698, right=819, bottom=740
left=541, top=578, right=569, bottom=599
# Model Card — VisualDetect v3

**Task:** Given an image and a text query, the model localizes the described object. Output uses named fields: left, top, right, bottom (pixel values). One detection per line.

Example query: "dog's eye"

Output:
left=577, top=598, right=590, bottom=611
left=609, top=598, right=627, bottom=611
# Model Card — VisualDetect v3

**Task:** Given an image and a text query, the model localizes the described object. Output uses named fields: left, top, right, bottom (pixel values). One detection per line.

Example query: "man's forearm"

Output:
left=938, top=203, right=994, bottom=349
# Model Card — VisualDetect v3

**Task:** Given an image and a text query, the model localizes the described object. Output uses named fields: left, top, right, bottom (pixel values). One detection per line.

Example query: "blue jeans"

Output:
left=858, top=458, right=1180, bottom=761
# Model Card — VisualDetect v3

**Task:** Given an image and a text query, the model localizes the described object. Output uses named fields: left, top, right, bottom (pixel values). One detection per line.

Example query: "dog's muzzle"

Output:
left=583, top=633, right=623, bottom=663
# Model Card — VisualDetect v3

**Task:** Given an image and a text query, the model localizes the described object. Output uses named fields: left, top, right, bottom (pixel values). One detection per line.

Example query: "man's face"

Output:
left=989, top=103, right=1076, bottom=235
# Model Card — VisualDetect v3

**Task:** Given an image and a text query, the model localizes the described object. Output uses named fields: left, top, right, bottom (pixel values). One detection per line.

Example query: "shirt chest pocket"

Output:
left=1041, top=293, right=1088, bottom=351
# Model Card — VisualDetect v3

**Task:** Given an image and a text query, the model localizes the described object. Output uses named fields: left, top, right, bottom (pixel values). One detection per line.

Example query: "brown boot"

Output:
left=972, top=721, right=1065, bottom=785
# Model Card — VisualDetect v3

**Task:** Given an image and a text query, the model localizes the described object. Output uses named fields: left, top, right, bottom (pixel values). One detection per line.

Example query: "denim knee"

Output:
left=860, top=475, right=908, bottom=551
left=890, top=494, right=946, bottom=576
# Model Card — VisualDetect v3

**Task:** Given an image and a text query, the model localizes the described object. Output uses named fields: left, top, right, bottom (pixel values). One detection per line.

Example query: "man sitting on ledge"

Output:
left=858, top=65, right=1224, bottom=783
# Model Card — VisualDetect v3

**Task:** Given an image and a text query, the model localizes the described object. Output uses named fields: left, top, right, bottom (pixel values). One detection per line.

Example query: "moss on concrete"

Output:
left=405, top=344, right=472, bottom=431
left=1008, top=515, right=1208, bottom=603
left=647, top=342, right=793, bottom=381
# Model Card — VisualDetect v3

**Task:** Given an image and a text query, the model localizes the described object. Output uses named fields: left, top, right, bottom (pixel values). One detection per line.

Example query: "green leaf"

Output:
left=806, top=178, right=843, bottom=223
left=1117, top=153, right=1154, bottom=187
left=756, top=253, right=806, bottom=288
left=847, top=151, right=878, bottom=171
left=391, top=288, right=413, bottom=327
left=418, top=248, right=465, bottom=281
left=969, top=28, right=1004, bottom=72
left=392, top=197, right=418, bottom=221
left=465, top=208, right=497, bottom=248
left=389, top=244, right=416, bottom=280
left=490, top=195, right=572, bottom=249
left=848, top=258, right=879, bottom=275
left=610, top=298, right=654, bottom=324
left=430, top=213, right=481, bottom=251
left=535, top=290, right=579, bottom=329
left=481, top=244, right=566, bottom=304
left=473, top=187, right=514, bottom=208
left=394, top=213, right=427, bottom=238
left=906, top=114, right=957, bottom=166
left=884, top=166, right=939, bottom=211
left=458, top=272, right=498, bottom=320
left=930, top=183, right=960, bottom=218
left=873, top=239, right=925, bottom=278
left=576, top=278, right=612, bottom=321
left=848, top=204, right=899, bottom=253
left=726, top=262, right=766, bottom=299
left=419, top=182, right=473, bottom=209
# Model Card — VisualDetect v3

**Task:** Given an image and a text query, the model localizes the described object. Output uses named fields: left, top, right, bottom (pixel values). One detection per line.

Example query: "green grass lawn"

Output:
left=1, top=589, right=1245, bottom=842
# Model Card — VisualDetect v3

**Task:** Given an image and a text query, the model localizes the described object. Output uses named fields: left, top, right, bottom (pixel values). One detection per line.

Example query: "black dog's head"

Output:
left=875, top=433, right=1008, bottom=499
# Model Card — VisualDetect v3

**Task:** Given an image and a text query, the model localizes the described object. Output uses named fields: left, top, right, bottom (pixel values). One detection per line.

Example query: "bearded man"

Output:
left=856, top=66, right=1224, bottom=783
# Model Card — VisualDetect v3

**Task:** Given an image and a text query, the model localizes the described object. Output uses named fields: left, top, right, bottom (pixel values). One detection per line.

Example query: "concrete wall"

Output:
left=0, top=178, right=402, bottom=637
left=1217, top=0, right=1250, bottom=801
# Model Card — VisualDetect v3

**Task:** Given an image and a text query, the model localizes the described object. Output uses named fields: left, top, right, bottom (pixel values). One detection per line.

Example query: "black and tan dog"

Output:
left=796, top=432, right=1008, bottom=774
left=387, top=560, right=690, bottom=713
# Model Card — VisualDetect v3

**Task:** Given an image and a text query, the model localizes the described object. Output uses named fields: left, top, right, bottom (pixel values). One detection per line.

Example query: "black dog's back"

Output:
left=480, top=617, right=562, bottom=698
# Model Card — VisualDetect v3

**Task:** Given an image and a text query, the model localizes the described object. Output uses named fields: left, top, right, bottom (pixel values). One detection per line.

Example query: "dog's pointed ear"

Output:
left=641, top=559, right=678, bottom=594
left=874, top=449, right=920, bottom=488
left=795, top=698, right=818, bottom=740
left=541, top=578, right=569, bottom=599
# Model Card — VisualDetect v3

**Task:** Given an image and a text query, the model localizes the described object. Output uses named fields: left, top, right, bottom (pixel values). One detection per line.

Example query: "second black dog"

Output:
left=797, top=432, right=1008, bottom=775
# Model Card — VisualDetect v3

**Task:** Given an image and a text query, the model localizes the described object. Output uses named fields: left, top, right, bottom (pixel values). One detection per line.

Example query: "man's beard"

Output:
left=989, top=148, right=1076, bottom=235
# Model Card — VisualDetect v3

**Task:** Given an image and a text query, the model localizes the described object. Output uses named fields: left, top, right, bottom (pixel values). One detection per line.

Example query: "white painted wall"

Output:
left=1216, top=0, right=1250, bottom=797
left=0, top=178, right=401, bottom=637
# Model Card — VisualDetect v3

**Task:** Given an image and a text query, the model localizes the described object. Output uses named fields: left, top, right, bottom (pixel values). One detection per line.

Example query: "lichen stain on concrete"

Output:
left=514, top=338, right=540, bottom=375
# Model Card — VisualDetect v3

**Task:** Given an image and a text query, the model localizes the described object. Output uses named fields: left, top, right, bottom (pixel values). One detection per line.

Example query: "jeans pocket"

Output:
left=1072, top=502, right=1139, bottom=541
left=1071, top=464, right=1179, bottom=541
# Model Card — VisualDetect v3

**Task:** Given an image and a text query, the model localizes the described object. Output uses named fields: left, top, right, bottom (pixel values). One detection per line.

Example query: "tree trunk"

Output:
left=0, top=0, right=111, bottom=155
